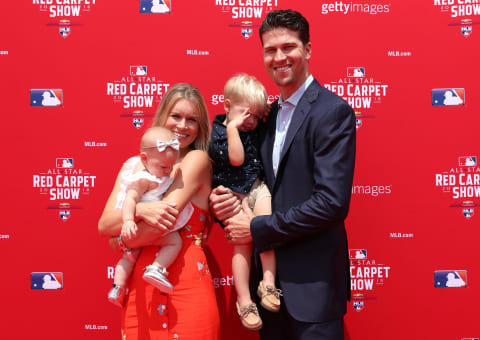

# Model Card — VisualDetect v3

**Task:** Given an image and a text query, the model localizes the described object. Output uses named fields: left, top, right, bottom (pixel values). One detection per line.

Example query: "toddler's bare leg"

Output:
left=233, top=244, right=254, bottom=306
left=253, top=193, right=275, bottom=287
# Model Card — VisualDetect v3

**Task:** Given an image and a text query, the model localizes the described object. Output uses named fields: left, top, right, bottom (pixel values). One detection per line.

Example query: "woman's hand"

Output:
left=109, top=236, right=121, bottom=251
left=136, top=200, right=179, bottom=232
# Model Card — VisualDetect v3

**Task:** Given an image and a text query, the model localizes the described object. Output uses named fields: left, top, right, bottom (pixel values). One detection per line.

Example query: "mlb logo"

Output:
left=349, top=249, right=367, bottom=259
left=242, top=28, right=253, bottom=39
left=463, top=208, right=474, bottom=219
left=130, top=65, right=147, bottom=76
left=347, top=67, right=365, bottom=78
left=58, top=19, right=71, bottom=38
left=459, top=156, right=477, bottom=166
left=140, top=0, right=171, bottom=14
left=352, top=300, right=365, bottom=312
left=434, top=270, right=467, bottom=288
left=31, top=272, right=63, bottom=290
left=355, top=112, right=363, bottom=129
left=30, top=89, right=63, bottom=107
left=59, top=210, right=71, bottom=221
left=56, top=158, right=74, bottom=168
left=355, top=119, right=363, bottom=129
left=461, top=26, right=472, bottom=37
left=431, top=88, right=465, bottom=106
left=133, top=118, right=144, bottom=129
left=59, top=26, right=71, bottom=38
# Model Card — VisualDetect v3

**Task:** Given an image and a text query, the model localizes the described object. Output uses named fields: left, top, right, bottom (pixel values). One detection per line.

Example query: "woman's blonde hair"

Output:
left=152, top=83, right=210, bottom=152
left=224, top=73, right=267, bottom=115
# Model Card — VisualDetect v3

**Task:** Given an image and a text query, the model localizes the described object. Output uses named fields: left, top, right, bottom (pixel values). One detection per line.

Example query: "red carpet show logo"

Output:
left=33, top=0, right=97, bottom=37
left=434, top=156, right=480, bottom=219
left=32, top=158, right=97, bottom=220
left=106, top=66, right=170, bottom=128
left=215, top=0, right=279, bottom=38
left=324, top=67, right=388, bottom=129
left=434, top=0, right=480, bottom=18
left=349, top=249, right=391, bottom=312
left=434, top=0, right=480, bottom=37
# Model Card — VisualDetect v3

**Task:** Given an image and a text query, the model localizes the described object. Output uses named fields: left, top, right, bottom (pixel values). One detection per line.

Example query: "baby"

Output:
left=108, top=126, right=193, bottom=307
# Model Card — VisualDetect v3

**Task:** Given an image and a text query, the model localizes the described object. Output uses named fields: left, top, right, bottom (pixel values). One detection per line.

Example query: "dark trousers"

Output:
left=258, top=303, right=344, bottom=340
left=250, top=253, right=345, bottom=340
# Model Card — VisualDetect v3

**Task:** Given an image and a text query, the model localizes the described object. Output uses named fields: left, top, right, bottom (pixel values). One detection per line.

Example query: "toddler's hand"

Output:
left=228, top=107, right=251, bottom=129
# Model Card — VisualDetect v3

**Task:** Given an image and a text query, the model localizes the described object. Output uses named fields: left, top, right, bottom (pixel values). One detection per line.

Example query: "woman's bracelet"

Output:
left=117, top=236, right=128, bottom=251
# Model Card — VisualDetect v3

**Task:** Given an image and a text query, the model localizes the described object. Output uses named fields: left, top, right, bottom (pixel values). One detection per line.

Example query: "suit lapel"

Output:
left=261, top=101, right=278, bottom=189
left=277, top=80, right=320, bottom=172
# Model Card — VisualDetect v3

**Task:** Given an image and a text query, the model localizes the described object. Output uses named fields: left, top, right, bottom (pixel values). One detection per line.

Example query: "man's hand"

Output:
left=257, top=101, right=272, bottom=122
left=209, top=185, right=241, bottom=222
left=224, top=198, right=254, bottom=245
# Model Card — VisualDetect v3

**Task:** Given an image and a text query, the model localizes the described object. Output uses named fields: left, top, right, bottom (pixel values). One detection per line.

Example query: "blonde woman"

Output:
left=98, top=83, right=220, bottom=340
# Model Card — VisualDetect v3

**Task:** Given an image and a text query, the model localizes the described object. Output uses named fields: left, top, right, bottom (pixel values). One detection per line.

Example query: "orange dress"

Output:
left=122, top=205, right=220, bottom=340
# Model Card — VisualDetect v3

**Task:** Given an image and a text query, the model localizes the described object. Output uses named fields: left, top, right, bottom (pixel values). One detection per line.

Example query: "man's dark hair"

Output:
left=259, top=9, right=310, bottom=46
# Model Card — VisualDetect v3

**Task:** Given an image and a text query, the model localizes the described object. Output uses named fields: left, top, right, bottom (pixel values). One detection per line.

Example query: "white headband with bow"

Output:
left=156, top=138, right=180, bottom=152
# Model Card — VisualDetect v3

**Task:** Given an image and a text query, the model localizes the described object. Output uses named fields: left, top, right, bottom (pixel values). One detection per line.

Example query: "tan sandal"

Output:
left=257, top=281, right=282, bottom=312
left=236, top=301, right=263, bottom=331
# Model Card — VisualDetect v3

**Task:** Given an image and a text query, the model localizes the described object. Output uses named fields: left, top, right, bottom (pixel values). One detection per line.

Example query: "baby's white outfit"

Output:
left=115, top=156, right=193, bottom=231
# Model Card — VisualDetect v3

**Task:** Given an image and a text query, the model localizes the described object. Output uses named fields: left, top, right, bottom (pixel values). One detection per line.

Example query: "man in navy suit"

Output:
left=211, top=9, right=356, bottom=340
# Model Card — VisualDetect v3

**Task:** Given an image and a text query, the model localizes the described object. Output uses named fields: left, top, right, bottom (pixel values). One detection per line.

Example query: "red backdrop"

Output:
left=1, top=1, right=479, bottom=339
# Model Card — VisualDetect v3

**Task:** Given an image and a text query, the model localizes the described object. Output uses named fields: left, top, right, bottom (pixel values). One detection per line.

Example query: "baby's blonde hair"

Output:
left=224, top=73, right=267, bottom=115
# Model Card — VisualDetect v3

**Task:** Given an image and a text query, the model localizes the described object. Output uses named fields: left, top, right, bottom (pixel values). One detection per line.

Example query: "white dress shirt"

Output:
left=272, top=75, right=314, bottom=177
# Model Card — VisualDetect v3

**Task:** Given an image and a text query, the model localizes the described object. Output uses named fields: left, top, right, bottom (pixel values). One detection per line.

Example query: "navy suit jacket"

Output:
left=251, top=78, right=356, bottom=323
